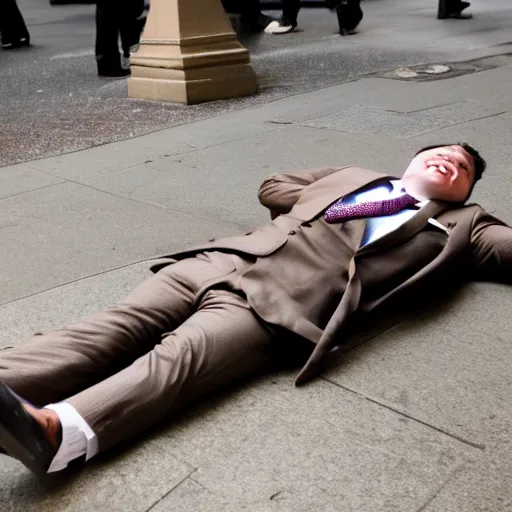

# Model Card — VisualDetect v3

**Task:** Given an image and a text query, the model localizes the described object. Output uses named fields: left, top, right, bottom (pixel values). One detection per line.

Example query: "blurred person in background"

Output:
left=264, top=0, right=363, bottom=36
left=264, top=0, right=300, bottom=34
left=95, top=0, right=147, bottom=77
left=0, top=0, right=30, bottom=50
left=222, top=0, right=273, bottom=33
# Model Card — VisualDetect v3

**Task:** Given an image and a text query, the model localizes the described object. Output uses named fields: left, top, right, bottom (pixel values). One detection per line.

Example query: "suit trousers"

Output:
left=0, top=253, right=279, bottom=453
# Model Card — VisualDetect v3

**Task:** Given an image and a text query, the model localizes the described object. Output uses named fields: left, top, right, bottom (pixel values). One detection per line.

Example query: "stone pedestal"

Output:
left=128, top=0, right=258, bottom=104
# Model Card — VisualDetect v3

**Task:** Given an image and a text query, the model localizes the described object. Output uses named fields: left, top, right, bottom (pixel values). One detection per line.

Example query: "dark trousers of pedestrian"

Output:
left=280, top=0, right=361, bottom=28
left=223, top=0, right=260, bottom=21
left=95, top=0, right=144, bottom=75
left=222, top=0, right=271, bottom=32
left=437, top=0, right=470, bottom=18
left=0, top=0, right=30, bottom=48
left=280, top=0, right=301, bottom=27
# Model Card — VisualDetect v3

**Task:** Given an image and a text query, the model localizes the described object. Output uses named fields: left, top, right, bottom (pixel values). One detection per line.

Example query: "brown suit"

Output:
left=1, top=166, right=511, bottom=452
left=152, top=165, right=512, bottom=382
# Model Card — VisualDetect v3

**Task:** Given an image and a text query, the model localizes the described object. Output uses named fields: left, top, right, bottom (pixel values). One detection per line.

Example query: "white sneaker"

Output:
left=264, top=20, right=296, bottom=35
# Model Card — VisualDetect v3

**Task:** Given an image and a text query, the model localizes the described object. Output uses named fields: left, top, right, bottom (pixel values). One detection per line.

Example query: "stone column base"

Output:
left=127, top=0, right=258, bottom=105
left=128, top=61, right=257, bottom=105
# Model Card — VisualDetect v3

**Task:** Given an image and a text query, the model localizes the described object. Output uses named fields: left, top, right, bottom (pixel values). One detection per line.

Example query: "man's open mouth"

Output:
left=427, top=164, right=451, bottom=177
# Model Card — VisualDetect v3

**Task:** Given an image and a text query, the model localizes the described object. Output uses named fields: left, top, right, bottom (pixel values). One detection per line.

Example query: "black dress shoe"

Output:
left=1, top=36, right=30, bottom=50
left=97, top=66, right=131, bottom=78
left=0, top=382, right=56, bottom=476
left=334, top=0, right=363, bottom=36
left=443, top=12, right=472, bottom=19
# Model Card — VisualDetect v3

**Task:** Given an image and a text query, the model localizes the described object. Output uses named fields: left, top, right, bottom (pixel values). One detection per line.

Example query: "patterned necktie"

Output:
left=324, top=192, right=419, bottom=223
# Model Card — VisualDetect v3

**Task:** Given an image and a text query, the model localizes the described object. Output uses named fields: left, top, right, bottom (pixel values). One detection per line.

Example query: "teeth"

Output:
left=427, top=165, right=450, bottom=176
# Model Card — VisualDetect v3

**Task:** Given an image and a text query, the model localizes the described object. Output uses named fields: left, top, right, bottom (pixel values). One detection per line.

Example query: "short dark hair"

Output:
left=415, top=142, right=486, bottom=182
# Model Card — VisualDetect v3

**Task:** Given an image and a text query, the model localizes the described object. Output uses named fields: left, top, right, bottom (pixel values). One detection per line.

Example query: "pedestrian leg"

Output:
left=264, top=0, right=300, bottom=34
left=0, top=0, right=30, bottom=49
left=437, top=0, right=472, bottom=19
left=95, top=0, right=129, bottom=76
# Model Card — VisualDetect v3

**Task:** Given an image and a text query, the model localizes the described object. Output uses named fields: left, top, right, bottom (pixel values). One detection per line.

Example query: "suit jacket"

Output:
left=151, top=166, right=512, bottom=384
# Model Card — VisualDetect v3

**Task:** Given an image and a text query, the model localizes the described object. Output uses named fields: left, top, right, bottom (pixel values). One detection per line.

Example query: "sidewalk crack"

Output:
left=322, top=378, right=485, bottom=450
left=145, top=467, right=198, bottom=512
left=0, top=182, right=62, bottom=204
left=415, top=464, right=466, bottom=512
left=408, top=110, right=509, bottom=138
left=0, top=259, right=152, bottom=308
left=50, top=179, right=249, bottom=231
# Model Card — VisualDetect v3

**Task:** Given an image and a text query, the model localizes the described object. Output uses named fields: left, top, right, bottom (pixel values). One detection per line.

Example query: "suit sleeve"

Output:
left=258, top=166, right=350, bottom=219
left=471, top=211, right=512, bottom=283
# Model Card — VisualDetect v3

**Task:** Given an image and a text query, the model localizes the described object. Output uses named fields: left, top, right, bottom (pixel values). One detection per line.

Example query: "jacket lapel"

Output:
left=296, top=198, right=452, bottom=386
left=356, top=200, right=449, bottom=258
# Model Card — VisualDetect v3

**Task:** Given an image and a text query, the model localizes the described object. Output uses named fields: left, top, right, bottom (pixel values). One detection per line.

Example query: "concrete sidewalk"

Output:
left=1, top=54, right=512, bottom=510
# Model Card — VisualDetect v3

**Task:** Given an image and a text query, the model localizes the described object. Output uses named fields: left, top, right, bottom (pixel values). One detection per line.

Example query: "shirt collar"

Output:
left=390, top=179, right=403, bottom=193
left=390, top=179, right=429, bottom=207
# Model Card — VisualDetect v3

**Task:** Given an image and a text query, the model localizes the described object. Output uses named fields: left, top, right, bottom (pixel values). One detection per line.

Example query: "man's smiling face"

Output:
left=402, top=145, right=476, bottom=203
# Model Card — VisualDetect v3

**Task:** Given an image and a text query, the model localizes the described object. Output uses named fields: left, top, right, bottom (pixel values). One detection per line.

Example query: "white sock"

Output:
left=44, top=402, right=99, bottom=473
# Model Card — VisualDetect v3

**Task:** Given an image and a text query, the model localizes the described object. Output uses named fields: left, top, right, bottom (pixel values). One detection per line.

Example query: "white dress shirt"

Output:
left=342, top=179, right=427, bottom=246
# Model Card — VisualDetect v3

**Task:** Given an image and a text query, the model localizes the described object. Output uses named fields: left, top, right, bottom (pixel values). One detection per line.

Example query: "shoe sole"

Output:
left=0, top=383, right=48, bottom=476
left=1, top=40, right=30, bottom=50
left=0, top=424, right=47, bottom=476
left=438, top=12, right=473, bottom=18
left=264, top=26, right=296, bottom=34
